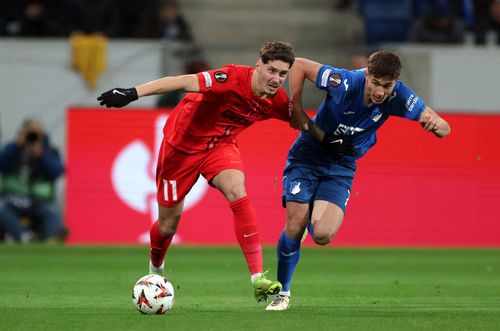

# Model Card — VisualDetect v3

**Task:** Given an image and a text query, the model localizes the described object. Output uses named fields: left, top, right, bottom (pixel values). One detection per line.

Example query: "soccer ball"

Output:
left=132, top=274, right=175, bottom=314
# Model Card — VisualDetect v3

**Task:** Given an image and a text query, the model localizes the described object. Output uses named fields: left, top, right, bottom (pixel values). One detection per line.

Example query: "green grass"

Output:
left=1, top=245, right=499, bottom=331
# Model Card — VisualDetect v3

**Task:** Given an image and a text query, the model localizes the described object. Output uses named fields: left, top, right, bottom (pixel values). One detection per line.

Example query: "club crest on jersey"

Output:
left=329, top=73, right=342, bottom=87
left=289, top=181, right=301, bottom=195
left=214, top=71, right=227, bottom=83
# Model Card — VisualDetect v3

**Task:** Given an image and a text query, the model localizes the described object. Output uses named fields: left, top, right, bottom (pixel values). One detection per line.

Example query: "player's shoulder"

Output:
left=392, top=79, right=415, bottom=97
left=216, top=64, right=251, bottom=83
left=318, top=65, right=364, bottom=89
left=221, top=64, right=252, bottom=74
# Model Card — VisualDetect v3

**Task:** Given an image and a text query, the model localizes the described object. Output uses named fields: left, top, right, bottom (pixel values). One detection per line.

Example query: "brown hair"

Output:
left=367, top=51, right=401, bottom=80
left=259, top=41, right=295, bottom=67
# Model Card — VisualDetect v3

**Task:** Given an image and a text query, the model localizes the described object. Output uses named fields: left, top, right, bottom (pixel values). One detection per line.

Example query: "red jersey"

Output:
left=163, top=64, right=290, bottom=154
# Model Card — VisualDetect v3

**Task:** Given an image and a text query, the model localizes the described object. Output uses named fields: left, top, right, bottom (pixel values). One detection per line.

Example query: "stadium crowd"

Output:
left=1, top=0, right=499, bottom=46
left=0, top=0, right=500, bottom=45
left=0, top=0, right=192, bottom=41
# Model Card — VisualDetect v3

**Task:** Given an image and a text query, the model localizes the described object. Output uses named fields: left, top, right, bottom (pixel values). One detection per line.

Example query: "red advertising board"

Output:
left=66, top=109, right=500, bottom=246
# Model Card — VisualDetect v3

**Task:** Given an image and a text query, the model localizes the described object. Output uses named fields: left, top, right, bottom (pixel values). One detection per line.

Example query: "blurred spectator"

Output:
left=19, top=1, right=49, bottom=36
left=347, top=53, right=369, bottom=69
left=410, top=0, right=465, bottom=44
left=63, top=0, right=121, bottom=37
left=474, top=0, right=500, bottom=45
left=1, top=0, right=64, bottom=37
left=135, top=0, right=193, bottom=42
left=332, top=0, right=354, bottom=11
left=116, top=0, right=156, bottom=38
left=491, top=0, right=500, bottom=43
left=0, top=119, right=65, bottom=243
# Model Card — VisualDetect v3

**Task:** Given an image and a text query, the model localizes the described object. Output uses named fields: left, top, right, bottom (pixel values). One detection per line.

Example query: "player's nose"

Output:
left=375, top=87, right=384, bottom=96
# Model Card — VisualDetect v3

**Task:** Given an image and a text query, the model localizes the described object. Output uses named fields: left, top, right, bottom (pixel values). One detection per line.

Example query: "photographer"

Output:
left=0, top=119, right=65, bottom=243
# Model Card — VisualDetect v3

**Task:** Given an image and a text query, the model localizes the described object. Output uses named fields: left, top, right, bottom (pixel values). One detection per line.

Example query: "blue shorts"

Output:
left=282, top=160, right=355, bottom=213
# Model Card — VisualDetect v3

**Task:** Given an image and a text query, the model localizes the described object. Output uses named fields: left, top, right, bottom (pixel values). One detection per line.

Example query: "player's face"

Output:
left=364, top=73, right=397, bottom=105
left=254, top=59, right=290, bottom=97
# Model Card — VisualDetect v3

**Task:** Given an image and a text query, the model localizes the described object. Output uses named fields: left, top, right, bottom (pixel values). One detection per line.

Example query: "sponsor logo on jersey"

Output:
left=343, top=78, right=349, bottom=91
left=405, top=94, right=419, bottom=112
left=333, top=123, right=365, bottom=136
left=329, top=73, right=342, bottom=87
left=221, top=109, right=253, bottom=125
left=214, top=71, right=228, bottom=83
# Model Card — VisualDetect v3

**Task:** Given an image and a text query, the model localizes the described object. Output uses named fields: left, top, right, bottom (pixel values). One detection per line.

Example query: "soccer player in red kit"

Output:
left=97, top=41, right=318, bottom=303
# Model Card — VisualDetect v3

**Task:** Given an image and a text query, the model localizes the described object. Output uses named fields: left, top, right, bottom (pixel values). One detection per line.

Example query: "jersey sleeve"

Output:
left=196, top=66, right=236, bottom=94
left=315, top=65, right=359, bottom=103
left=388, top=81, right=426, bottom=120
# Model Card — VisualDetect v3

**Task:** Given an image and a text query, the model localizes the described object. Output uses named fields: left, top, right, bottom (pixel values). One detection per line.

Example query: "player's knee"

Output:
left=313, top=235, right=331, bottom=245
left=285, top=219, right=307, bottom=240
left=224, top=183, right=247, bottom=202
left=157, top=217, right=180, bottom=237
left=312, top=230, right=335, bottom=246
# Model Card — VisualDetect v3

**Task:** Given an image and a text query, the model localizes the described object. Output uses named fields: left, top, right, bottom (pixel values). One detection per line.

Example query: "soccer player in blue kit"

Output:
left=266, top=51, right=451, bottom=311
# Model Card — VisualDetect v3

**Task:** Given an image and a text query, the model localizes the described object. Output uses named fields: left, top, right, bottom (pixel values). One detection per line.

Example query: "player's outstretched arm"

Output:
left=97, top=74, right=199, bottom=108
left=135, top=74, right=199, bottom=97
left=418, top=107, right=451, bottom=138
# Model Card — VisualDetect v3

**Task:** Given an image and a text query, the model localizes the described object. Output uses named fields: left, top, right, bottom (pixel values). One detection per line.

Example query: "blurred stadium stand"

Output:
left=360, top=0, right=414, bottom=46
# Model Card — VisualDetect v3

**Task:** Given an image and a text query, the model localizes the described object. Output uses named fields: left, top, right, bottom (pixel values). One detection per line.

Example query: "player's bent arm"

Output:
left=136, top=74, right=200, bottom=97
left=291, top=58, right=323, bottom=85
left=418, top=106, right=451, bottom=138
left=289, top=58, right=322, bottom=103
left=288, top=58, right=324, bottom=135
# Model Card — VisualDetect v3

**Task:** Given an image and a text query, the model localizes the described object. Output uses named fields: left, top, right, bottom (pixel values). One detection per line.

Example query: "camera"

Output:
left=25, top=131, right=40, bottom=144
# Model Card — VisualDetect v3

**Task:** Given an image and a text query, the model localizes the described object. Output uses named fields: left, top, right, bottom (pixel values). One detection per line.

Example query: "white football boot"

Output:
left=265, top=294, right=290, bottom=311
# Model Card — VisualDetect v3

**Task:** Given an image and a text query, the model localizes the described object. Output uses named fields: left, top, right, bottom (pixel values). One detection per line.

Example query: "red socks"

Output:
left=230, top=197, right=263, bottom=275
left=149, top=220, right=173, bottom=268
left=150, top=198, right=262, bottom=275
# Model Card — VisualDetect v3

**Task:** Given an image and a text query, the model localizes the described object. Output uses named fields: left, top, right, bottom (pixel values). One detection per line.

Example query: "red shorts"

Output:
left=156, top=140, right=244, bottom=207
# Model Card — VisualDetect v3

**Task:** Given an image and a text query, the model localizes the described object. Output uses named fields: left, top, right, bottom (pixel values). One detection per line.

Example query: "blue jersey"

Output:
left=289, top=65, right=426, bottom=164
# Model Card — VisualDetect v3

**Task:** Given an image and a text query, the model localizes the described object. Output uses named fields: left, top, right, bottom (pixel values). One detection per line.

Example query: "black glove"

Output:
left=97, top=87, right=138, bottom=108
left=321, top=134, right=356, bottom=159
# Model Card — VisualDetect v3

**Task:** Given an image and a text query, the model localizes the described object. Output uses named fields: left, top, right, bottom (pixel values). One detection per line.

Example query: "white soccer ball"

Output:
left=132, top=274, right=175, bottom=314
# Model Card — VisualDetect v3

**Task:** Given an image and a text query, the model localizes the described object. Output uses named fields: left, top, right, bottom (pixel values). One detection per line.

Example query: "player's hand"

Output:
left=321, top=134, right=356, bottom=159
left=419, top=110, right=440, bottom=132
left=97, top=87, right=138, bottom=108
left=418, top=106, right=450, bottom=138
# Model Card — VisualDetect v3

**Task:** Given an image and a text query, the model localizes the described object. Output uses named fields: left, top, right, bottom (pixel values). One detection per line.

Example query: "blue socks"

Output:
left=277, top=230, right=301, bottom=292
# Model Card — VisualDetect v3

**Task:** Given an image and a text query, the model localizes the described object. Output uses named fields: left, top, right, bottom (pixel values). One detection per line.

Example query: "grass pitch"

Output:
left=1, top=245, right=499, bottom=331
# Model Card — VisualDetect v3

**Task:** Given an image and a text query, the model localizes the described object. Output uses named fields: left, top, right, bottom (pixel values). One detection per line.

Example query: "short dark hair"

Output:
left=367, top=51, right=401, bottom=80
left=259, top=41, right=295, bottom=67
